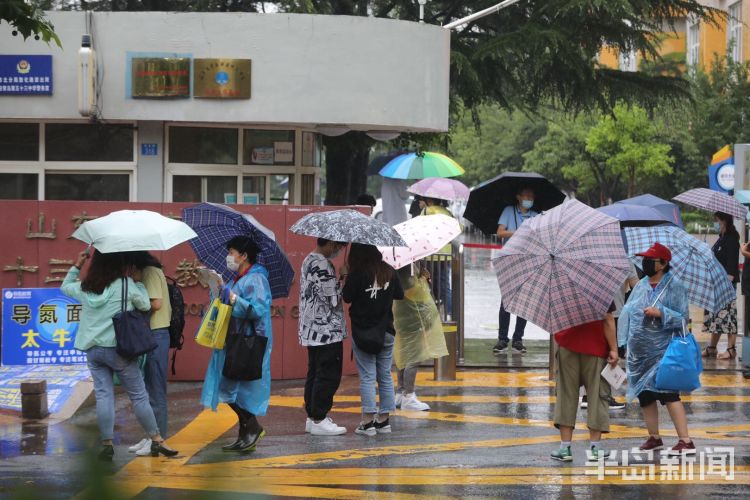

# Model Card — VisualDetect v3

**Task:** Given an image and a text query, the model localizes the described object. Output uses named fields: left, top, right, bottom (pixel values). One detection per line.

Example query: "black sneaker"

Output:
left=608, top=397, right=625, bottom=410
left=373, top=418, right=391, bottom=434
left=511, top=342, right=527, bottom=354
left=355, top=421, right=376, bottom=436
left=493, top=340, right=509, bottom=353
left=580, top=395, right=588, bottom=409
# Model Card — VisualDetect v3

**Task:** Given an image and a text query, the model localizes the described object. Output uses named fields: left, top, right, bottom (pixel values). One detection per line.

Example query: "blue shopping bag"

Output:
left=655, top=322, right=703, bottom=392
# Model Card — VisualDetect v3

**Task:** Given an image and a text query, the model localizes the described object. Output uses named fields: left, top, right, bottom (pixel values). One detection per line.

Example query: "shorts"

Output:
left=637, top=390, right=680, bottom=408
left=553, top=347, right=610, bottom=433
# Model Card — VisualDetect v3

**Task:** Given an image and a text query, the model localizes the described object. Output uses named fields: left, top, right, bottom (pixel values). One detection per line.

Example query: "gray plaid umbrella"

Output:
left=290, top=209, right=407, bottom=247
left=673, top=188, right=748, bottom=219
left=492, top=199, right=631, bottom=334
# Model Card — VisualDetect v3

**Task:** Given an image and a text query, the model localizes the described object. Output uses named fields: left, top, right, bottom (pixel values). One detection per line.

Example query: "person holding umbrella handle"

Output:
left=493, top=186, right=539, bottom=355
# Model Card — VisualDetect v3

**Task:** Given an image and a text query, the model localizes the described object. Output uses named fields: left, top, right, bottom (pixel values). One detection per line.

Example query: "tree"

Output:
left=523, top=113, right=624, bottom=206
left=586, top=103, right=674, bottom=198
left=1, top=0, right=61, bottom=46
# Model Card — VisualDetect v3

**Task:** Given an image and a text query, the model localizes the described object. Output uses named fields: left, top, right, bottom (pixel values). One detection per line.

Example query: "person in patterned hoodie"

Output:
left=299, top=238, right=349, bottom=436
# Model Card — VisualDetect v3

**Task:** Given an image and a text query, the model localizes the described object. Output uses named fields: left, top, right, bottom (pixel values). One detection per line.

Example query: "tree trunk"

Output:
left=323, top=132, right=374, bottom=205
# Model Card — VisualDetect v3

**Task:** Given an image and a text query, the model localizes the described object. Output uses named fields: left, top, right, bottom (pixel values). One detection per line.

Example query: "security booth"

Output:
left=0, top=11, right=451, bottom=381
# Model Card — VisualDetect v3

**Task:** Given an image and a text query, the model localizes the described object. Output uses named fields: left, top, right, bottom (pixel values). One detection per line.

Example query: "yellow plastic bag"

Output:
left=195, top=298, right=232, bottom=349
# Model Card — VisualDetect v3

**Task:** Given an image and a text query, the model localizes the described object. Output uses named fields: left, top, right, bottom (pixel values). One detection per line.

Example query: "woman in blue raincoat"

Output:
left=200, top=235, right=272, bottom=452
left=618, top=242, right=695, bottom=455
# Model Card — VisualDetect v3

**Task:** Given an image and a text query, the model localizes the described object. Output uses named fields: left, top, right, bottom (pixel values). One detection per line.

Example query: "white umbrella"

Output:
left=72, top=210, right=197, bottom=253
left=377, top=214, right=461, bottom=269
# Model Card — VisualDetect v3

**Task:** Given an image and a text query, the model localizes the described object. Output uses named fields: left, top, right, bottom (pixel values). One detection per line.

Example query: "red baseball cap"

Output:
left=636, top=242, right=672, bottom=262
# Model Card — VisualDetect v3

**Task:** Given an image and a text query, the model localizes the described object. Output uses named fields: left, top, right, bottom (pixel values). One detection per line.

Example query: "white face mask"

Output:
left=226, top=254, right=240, bottom=272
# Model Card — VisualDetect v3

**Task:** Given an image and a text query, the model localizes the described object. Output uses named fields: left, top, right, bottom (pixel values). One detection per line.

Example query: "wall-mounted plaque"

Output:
left=131, top=58, right=190, bottom=98
left=194, top=59, right=251, bottom=99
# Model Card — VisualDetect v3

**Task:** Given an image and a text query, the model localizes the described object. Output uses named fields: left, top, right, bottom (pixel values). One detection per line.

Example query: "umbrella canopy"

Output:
left=181, top=203, right=294, bottom=299
left=367, top=150, right=412, bottom=176
left=72, top=210, right=197, bottom=253
left=623, top=225, right=735, bottom=313
left=379, top=152, right=464, bottom=179
left=615, top=194, right=684, bottom=228
left=290, top=209, right=407, bottom=247
left=377, top=214, right=461, bottom=269
left=492, top=199, right=630, bottom=334
left=464, top=172, right=566, bottom=236
left=597, top=204, right=674, bottom=227
left=407, top=178, right=470, bottom=202
left=673, top=187, right=748, bottom=219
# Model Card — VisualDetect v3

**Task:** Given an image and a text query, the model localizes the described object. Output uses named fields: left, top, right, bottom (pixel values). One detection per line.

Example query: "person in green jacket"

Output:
left=61, top=249, right=177, bottom=461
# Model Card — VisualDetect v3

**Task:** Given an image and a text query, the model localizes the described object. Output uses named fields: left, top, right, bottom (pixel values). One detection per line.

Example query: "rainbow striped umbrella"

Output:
left=378, top=152, right=464, bottom=179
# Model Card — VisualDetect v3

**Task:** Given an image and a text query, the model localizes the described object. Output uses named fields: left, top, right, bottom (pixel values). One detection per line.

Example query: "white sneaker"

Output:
left=395, top=392, right=404, bottom=409
left=305, top=418, right=312, bottom=433
left=400, top=393, right=430, bottom=411
left=134, top=439, right=152, bottom=456
left=128, top=438, right=150, bottom=453
left=310, top=417, right=347, bottom=436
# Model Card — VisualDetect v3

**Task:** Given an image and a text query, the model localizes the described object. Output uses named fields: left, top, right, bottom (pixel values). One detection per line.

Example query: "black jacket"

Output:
left=712, top=232, right=740, bottom=285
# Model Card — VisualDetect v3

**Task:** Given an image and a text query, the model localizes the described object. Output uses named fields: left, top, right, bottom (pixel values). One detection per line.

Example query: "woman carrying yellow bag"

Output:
left=196, top=297, right=232, bottom=349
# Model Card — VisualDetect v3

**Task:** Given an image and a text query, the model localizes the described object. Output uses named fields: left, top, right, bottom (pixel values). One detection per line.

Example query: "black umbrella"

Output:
left=464, top=172, right=566, bottom=236
left=366, top=150, right=412, bottom=176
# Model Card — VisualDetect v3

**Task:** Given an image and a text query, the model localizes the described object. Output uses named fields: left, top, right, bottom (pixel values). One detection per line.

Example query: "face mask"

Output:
left=226, top=255, right=240, bottom=272
left=642, top=259, right=658, bottom=277
left=521, top=200, right=534, bottom=210
left=714, top=222, right=721, bottom=232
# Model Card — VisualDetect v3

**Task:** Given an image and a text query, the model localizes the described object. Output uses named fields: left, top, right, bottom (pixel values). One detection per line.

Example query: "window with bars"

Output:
left=687, top=19, right=700, bottom=68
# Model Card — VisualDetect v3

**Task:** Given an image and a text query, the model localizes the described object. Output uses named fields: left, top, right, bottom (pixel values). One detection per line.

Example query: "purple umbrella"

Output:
left=673, top=188, right=748, bottom=219
left=407, top=178, right=470, bottom=201
left=492, top=199, right=631, bottom=334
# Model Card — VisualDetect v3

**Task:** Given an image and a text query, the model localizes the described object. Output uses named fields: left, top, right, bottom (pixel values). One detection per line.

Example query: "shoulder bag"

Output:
left=113, top=278, right=157, bottom=359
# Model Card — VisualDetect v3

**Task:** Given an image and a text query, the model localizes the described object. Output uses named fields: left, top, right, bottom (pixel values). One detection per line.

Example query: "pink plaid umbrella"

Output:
left=673, top=188, right=748, bottom=219
left=492, top=199, right=631, bottom=334
left=407, top=178, right=470, bottom=201
left=377, top=214, right=461, bottom=269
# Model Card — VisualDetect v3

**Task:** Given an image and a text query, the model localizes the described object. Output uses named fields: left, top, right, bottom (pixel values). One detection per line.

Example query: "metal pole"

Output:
left=455, top=242, right=465, bottom=363
left=443, top=0, right=524, bottom=30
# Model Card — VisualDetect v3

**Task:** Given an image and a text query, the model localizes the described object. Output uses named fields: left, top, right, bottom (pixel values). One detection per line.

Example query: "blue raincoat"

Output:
left=200, top=265, right=273, bottom=415
left=617, top=271, right=689, bottom=402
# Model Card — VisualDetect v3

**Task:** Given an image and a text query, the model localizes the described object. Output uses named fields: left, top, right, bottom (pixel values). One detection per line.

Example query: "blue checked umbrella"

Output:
left=181, top=203, right=294, bottom=299
left=492, top=199, right=631, bottom=334
left=623, top=226, right=735, bottom=313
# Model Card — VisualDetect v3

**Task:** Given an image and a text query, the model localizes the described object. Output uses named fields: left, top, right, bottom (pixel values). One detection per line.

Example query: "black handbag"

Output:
left=112, top=278, right=157, bottom=359
left=352, top=318, right=387, bottom=354
left=222, top=315, right=267, bottom=381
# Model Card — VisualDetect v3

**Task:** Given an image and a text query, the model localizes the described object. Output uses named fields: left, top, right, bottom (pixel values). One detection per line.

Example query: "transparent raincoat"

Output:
left=200, top=265, right=273, bottom=415
left=617, top=271, right=689, bottom=401
left=393, top=266, right=448, bottom=369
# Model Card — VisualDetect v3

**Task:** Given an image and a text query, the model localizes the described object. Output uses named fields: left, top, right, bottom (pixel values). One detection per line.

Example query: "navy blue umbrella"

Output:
left=597, top=204, right=674, bottom=227
left=615, top=194, right=683, bottom=228
left=181, top=203, right=294, bottom=299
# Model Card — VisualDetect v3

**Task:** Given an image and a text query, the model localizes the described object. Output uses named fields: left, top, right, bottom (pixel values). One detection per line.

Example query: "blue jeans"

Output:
left=352, top=332, right=396, bottom=414
left=86, top=346, right=159, bottom=441
left=144, top=329, right=170, bottom=437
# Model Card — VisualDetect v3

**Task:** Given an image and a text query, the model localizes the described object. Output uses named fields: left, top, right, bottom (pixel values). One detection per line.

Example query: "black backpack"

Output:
left=165, top=276, right=185, bottom=374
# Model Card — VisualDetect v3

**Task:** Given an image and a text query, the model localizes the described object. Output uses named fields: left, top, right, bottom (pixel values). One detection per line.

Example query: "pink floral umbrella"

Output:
left=407, top=178, right=470, bottom=201
left=377, top=214, right=461, bottom=269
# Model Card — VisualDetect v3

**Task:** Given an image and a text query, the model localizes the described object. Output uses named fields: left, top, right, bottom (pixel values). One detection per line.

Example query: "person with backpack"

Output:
left=298, top=238, right=349, bottom=436
left=342, top=243, right=404, bottom=436
left=61, top=249, right=177, bottom=461
left=125, top=251, right=173, bottom=456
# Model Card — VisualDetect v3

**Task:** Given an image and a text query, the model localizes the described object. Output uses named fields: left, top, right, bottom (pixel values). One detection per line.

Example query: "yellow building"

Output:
left=599, top=1, right=748, bottom=72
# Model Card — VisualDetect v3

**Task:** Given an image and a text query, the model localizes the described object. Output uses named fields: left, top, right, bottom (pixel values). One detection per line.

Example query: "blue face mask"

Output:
left=714, top=222, right=721, bottom=232
left=521, top=199, right=534, bottom=210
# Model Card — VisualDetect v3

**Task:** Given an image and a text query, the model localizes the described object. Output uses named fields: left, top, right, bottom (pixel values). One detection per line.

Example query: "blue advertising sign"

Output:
left=1, top=288, right=85, bottom=366
left=0, top=55, right=53, bottom=95
left=708, top=158, right=734, bottom=194
left=141, top=143, right=158, bottom=156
